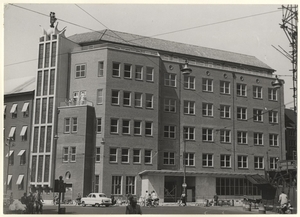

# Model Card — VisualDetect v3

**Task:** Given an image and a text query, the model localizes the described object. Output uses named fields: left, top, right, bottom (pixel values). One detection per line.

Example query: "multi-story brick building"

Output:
left=4, top=76, right=35, bottom=199
left=24, top=20, right=285, bottom=203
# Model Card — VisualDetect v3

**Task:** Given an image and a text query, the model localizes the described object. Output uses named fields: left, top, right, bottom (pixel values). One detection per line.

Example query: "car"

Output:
left=81, top=193, right=112, bottom=207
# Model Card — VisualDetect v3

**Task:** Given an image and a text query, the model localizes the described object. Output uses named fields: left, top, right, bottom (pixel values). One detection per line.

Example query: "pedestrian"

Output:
left=125, top=195, right=142, bottom=214
left=180, top=191, right=186, bottom=206
left=144, top=191, right=150, bottom=206
left=9, top=192, right=14, bottom=205
left=278, top=191, right=288, bottom=213
left=20, top=193, right=27, bottom=204
left=213, top=194, right=219, bottom=206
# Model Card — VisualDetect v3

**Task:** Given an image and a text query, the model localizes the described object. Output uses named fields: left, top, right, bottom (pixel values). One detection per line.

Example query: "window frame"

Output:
left=184, top=76, right=195, bottom=90
left=202, top=103, right=213, bottom=117
left=146, top=66, right=154, bottom=82
left=202, top=153, right=213, bottom=167
left=237, top=155, right=248, bottom=169
left=75, top=64, right=86, bottom=78
left=112, top=62, right=121, bottom=77
left=163, top=152, right=175, bottom=165
left=110, top=119, right=119, bottom=134
left=202, top=78, right=213, bottom=92
left=183, top=127, right=195, bottom=140
left=202, top=128, right=214, bottom=142
left=237, top=83, right=247, bottom=97
left=109, top=148, right=118, bottom=163
left=254, top=156, right=264, bottom=169
left=121, top=148, right=130, bottom=163
left=184, top=100, right=195, bottom=115
left=220, top=154, right=231, bottom=168
left=144, top=149, right=152, bottom=164
left=164, top=98, right=176, bottom=113
left=124, top=63, right=132, bottom=79
left=98, top=61, right=104, bottom=77
left=111, top=90, right=120, bottom=105
left=163, top=125, right=176, bottom=139
left=237, top=131, right=248, bottom=144
left=164, top=73, right=177, bottom=87
left=135, top=65, right=143, bottom=81
left=220, top=81, right=230, bottom=94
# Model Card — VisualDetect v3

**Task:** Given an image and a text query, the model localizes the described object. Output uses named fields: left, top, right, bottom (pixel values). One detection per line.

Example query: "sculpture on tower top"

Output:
left=50, top=12, right=57, bottom=28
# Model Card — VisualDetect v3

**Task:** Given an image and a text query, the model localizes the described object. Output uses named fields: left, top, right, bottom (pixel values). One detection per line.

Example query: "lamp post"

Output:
left=5, top=137, right=14, bottom=194
left=180, top=60, right=192, bottom=196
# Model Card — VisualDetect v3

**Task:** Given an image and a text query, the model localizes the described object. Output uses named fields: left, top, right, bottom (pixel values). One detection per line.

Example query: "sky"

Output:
left=2, top=3, right=297, bottom=107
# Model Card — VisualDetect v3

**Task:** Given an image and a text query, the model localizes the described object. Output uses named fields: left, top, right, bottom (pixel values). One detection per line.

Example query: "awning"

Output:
left=16, top=175, right=24, bottom=185
left=7, top=175, right=12, bottom=185
left=21, top=102, right=29, bottom=112
left=5, top=150, right=14, bottom=157
left=10, top=104, right=17, bottom=113
left=20, top=126, right=28, bottom=136
left=8, top=127, right=16, bottom=138
left=18, top=150, right=26, bottom=156
left=245, top=174, right=270, bottom=185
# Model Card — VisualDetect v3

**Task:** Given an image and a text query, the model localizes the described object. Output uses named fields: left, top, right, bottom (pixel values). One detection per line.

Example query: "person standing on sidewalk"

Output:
left=180, top=192, right=186, bottom=206
left=125, top=195, right=142, bottom=214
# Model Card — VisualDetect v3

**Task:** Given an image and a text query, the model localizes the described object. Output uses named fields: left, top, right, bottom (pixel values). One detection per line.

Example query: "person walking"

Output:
left=144, top=191, right=150, bottom=206
left=125, top=195, right=142, bottom=214
left=180, top=192, right=186, bottom=206
left=278, top=191, right=288, bottom=213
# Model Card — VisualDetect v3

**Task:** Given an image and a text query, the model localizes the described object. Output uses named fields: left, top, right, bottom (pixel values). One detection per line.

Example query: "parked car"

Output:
left=81, top=193, right=112, bottom=207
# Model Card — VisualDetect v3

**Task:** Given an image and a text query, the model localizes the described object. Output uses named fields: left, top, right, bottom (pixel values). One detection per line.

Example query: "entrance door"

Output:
left=164, top=181, right=177, bottom=202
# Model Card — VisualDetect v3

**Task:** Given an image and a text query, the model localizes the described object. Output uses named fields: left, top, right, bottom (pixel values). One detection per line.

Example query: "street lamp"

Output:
left=180, top=60, right=192, bottom=196
left=5, top=137, right=14, bottom=194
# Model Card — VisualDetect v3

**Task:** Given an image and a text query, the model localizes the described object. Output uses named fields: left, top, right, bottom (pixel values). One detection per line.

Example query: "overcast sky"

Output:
left=3, top=3, right=296, bottom=107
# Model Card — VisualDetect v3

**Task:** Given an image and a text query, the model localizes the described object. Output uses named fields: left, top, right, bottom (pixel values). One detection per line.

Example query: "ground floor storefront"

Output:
left=139, top=170, right=262, bottom=204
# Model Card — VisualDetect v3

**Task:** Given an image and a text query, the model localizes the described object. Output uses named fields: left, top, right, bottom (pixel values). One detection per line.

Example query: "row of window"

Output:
left=216, top=178, right=260, bottom=196
left=163, top=152, right=278, bottom=170
left=6, top=174, right=25, bottom=191
left=4, top=103, right=29, bottom=119
left=75, top=62, right=155, bottom=83
left=6, top=150, right=27, bottom=166
left=110, top=175, right=136, bottom=195
left=7, top=126, right=28, bottom=141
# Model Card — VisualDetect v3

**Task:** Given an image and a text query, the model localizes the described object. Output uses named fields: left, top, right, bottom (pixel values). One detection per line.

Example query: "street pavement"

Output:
left=9, top=204, right=277, bottom=215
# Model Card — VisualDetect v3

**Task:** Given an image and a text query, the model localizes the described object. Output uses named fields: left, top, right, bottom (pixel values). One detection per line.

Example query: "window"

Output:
left=238, top=155, right=248, bottom=168
left=16, top=175, right=24, bottom=190
left=203, top=154, right=213, bottom=167
left=112, top=62, right=120, bottom=77
left=253, top=86, right=262, bottom=99
left=268, top=88, right=278, bottom=101
left=269, top=111, right=278, bottom=123
left=145, top=94, right=153, bottom=108
left=134, top=121, right=142, bottom=135
left=63, top=147, right=69, bottom=162
left=202, top=128, right=213, bottom=142
left=95, top=175, right=100, bottom=192
left=75, top=64, right=86, bottom=78
left=18, top=150, right=26, bottom=165
left=96, top=118, right=102, bottom=134
left=98, top=61, right=104, bottom=77
left=145, top=150, right=152, bottom=164
left=184, top=76, right=195, bottom=89
left=254, top=133, right=263, bottom=145
left=7, top=151, right=14, bottom=165
left=164, top=98, right=176, bottom=113
left=253, top=109, right=263, bottom=122
left=163, top=152, right=175, bottom=165
left=8, top=127, right=16, bottom=141
left=184, top=101, right=195, bottom=115
left=70, top=147, right=76, bottom=162
left=126, top=176, right=135, bottom=195
left=96, top=147, right=101, bottom=162
left=22, top=102, right=29, bottom=117
left=64, top=118, right=70, bottom=133
left=164, top=73, right=176, bottom=87
left=220, top=155, right=231, bottom=168
left=111, top=176, right=122, bottom=195
left=124, top=64, right=132, bottom=79
left=220, top=105, right=230, bottom=119
left=122, top=120, right=130, bottom=135
left=110, top=148, right=117, bottom=163
left=112, top=90, right=120, bottom=105
left=10, top=104, right=18, bottom=118
left=123, top=91, right=131, bottom=106
left=220, top=81, right=230, bottom=94
left=237, top=131, right=247, bottom=144
left=202, top=78, right=213, bottom=92
left=202, top=103, right=213, bottom=117
left=237, top=83, right=247, bottom=96
left=185, top=153, right=195, bottom=166
left=254, top=156, right=264, bottom=169
left=20, top=126, right=28, bottom=141
left=220, top=130, right=231, bottom=143
left=145, top=122, right=153, bottom=136
left=97, top=89, right=103, bottom=104
left=110, top=119, right=119, bottom=134
left=133, top=149, right=141, bottom=164
left=269, top=134, right=278, bottom=146
left=270, top=157, right=278, bottom=170
left=135, top=65, right=143, bottom=80
left=164, top=125, right=176, bottom=139
left=122, top=149, right=129, bottom=163
left=184, top=127, right=195, bottom=140
left=134, top=93, right=142, bottom=108
left=72, top=117, right=78, bottom=133
left=146, top=67, right=154, bottom=82
left=237, top=107, right=247, bottom=120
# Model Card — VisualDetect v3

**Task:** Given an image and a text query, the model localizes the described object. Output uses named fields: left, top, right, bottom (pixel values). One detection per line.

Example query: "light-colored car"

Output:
left=81, top=193, right=112, bottom=207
